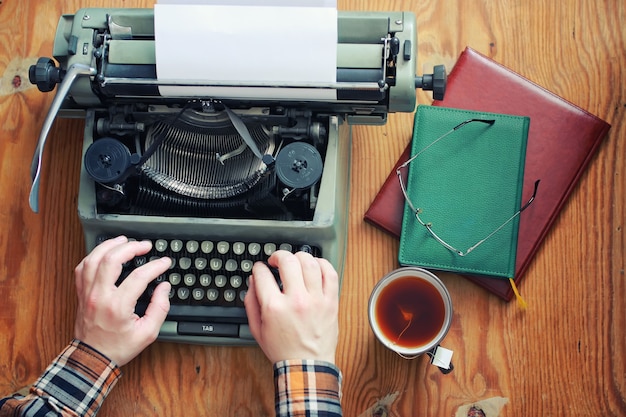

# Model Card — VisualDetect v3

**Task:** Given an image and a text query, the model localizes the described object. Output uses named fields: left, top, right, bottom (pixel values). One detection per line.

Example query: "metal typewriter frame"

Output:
left=77, top=109, right=351, bottom=345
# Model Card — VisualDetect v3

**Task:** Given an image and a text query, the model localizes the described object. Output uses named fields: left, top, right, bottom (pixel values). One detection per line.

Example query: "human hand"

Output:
left=244, top=250, right=339, bottom=364
left=73, top=236, right=172, bottom=366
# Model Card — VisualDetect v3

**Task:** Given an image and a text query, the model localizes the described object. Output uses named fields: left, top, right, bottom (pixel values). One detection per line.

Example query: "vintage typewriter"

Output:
left=28, top=6, right=446, bottom=345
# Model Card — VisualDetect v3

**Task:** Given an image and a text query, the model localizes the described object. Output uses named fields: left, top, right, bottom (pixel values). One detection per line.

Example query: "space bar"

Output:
left=136, top=303, right=248, bottom=321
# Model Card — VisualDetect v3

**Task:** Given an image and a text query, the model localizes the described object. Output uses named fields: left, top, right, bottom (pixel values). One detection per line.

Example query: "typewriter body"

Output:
left=29, top=7, right=445, bottom=345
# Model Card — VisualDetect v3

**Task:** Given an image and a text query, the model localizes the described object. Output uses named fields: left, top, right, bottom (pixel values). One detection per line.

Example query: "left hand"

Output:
left=73, top=236, right=172, bottom=366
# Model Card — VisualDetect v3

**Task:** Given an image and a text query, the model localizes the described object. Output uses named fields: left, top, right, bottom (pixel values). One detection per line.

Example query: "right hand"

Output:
left=244, top=250, right=339, bottom=364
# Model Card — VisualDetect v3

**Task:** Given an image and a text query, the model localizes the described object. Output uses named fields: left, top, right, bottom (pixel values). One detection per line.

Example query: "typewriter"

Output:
left=28, top=6, right=446, bottom=345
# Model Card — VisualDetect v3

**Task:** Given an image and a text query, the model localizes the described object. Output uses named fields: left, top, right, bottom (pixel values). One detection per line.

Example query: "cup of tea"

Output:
left=368, top=267, right=454, bottom=372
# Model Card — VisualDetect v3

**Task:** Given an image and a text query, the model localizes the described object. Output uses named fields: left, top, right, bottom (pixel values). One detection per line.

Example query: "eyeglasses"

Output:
left=396, top=118, right=540, bottom=257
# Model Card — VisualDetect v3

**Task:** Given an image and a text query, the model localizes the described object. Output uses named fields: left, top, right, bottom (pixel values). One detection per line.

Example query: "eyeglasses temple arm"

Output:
left=453, top=118, right=495, bottom=130
left=520, top=179, right=541, bottom=212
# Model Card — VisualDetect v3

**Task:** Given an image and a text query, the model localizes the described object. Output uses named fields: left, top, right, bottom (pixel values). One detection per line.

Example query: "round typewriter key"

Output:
left=186, top=240, right=199, bottom=253
left=207, top=289, right=219, bottom=302
left=169, top=273, right=182, bottom=286
left=155, top=239, right=168, bottom=252
left=199, top=274, right=211, bottom=287
left=184, top=273, right=196, bottom=286
left=195, top=257, right=208, bottom=270
left=215, top=275, right=227, bottom=288
left=224, top=289, right=236, bottom=303
left=210, top=258, right=223, bottom=271
left=240, top=260, right=253, bottom=273
left=177, top=287, right=190, bottom=301
left=233, top=242, right=246, bottom=255
left=170, top=239, right=184, bottom=252
left=179, top=257, right=192, bottom=270
left=264, top=243, right=277, bottom=256
left=275, top=142, right=323, bottom=189
left=217, top=241, right=230, bottom=254
left=230, top=275, right=243, bottom=289
left=192, top=288, right=205, bottom=301
left=248, top=243, right=261, bottom=256
left=201, top=241, right=214, bottom=254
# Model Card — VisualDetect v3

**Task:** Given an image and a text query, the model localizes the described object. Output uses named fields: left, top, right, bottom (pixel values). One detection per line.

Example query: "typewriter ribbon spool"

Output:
left=275, top=142, right=324, bottom=191
left=84, top=137, right=136, bottom=184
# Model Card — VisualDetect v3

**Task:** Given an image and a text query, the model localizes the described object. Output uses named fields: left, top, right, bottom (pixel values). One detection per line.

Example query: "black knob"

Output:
left=28, top=57, right=64, bottom=92
left=390, top=37, right=400, bottom=59
left=414, top=65, right=447, bottom=101
left=431, top=65, right=447, bottom=101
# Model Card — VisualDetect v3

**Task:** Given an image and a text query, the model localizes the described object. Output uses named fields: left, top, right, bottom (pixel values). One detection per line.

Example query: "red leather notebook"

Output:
left=364, top=46, right=611, bottom=301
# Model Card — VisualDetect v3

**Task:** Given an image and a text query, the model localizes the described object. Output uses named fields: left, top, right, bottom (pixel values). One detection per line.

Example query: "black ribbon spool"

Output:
left=84, top=137, right=133, bottom=184
left=275, top=142, right=323, bottom=190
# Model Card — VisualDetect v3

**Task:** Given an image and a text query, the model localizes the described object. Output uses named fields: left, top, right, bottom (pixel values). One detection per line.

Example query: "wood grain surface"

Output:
left=1, top=0, right=624, bottom=416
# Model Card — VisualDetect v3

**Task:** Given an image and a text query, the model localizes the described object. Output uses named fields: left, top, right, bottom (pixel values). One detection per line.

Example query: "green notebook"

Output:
left=398, top=106, right=530, bottom=279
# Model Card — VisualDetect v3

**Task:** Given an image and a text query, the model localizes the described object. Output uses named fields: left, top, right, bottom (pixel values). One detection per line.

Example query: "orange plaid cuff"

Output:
left=274, top=360, right=342, bottom=416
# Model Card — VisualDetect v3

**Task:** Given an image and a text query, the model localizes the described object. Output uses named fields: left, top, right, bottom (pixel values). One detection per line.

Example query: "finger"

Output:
left=317, top=258, right=340, bottom=298
left=269, top=251, right=306, bottom=294
left=74, top=262, right=85, bottom=298
left=295, top=251, right=323, bottom=294
left=118, top=257, right=172, bottom=303
left=244, top=275, right=262, bottom=342
left=137, top=281, right=171, bottom=341
left=76, top=236, right=128, bottom=289
left=250, top=260, right=282, bottom=305
left=95, top=240, right=154, bottom=288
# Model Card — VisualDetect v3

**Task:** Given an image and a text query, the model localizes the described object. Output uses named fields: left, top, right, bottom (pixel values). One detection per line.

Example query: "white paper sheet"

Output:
left=154, top=3, right=338, bottom=100
left=158, top=0, right=336, bottom=6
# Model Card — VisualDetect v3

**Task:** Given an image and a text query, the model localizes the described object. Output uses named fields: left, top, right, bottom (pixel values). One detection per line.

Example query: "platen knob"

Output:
left=414, top=64, right=447, bottom=101
left=431, top=65, right=447, bottom=101
left=28, top=57, right=64, bottom=92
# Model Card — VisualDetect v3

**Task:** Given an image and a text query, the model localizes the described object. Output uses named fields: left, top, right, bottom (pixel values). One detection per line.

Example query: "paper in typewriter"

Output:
left=154, top=1, right=338, bottom=100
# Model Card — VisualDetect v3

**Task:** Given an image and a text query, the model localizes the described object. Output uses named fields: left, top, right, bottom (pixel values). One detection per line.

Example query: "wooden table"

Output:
left=1, top=1, right=624, bottom=415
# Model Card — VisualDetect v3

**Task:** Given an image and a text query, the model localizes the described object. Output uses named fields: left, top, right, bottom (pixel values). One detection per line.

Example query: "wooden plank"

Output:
left=0, top=0, right=623, bottom=415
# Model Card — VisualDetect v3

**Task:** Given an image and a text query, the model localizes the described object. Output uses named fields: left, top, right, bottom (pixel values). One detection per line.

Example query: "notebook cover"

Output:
left=398, top=106, right=530, bottom=279
left=365, top=46, right=611, bottom=299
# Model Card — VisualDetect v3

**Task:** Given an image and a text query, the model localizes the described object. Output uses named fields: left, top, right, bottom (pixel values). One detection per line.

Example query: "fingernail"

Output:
left=161, top=257, right=174, bottom=267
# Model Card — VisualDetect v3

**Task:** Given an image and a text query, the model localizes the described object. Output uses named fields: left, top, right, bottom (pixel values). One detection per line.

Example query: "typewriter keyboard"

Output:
left=100, top=236, right=321, bottom=344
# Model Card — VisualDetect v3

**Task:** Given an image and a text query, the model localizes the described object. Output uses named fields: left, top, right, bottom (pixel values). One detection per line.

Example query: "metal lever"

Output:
left=223, top=105, right=275, bottom=167
left=29, top=63, right=97, bottom=213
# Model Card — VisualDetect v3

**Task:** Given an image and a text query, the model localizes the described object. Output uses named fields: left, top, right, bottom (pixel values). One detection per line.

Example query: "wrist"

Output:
left=73, top=339, right=119, bottom=366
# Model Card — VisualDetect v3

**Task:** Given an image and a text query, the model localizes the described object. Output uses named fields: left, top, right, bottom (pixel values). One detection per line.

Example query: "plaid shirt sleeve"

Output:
left=0, top=339, right=121, bottom=417
left=274, top=360, right=342, bottom=417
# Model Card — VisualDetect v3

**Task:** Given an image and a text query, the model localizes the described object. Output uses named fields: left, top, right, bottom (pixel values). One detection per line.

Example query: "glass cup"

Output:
left=368, top=267, right=454, bottom=372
